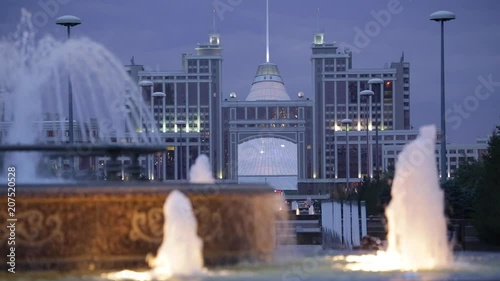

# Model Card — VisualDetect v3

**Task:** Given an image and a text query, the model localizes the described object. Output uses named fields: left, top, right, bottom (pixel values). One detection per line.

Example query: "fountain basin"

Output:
left=0, top=183, right=279, bottom=271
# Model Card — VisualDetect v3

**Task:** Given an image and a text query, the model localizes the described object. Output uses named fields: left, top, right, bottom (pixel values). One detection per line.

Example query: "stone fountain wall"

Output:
left=0, top=183, right=279, bottom=271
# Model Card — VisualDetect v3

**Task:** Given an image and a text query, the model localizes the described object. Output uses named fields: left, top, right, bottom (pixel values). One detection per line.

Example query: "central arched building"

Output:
left=221, top=62, right=314, bottom=191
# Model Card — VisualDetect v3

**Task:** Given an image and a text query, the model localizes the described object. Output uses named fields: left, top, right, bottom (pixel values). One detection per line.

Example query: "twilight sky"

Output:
left=1, top=0, right=499, bottom=143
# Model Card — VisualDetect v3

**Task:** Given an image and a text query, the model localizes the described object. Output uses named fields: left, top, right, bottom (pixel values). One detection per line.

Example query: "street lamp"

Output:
left=152, top=92, right=165, bottom=180
left=341, top=118, right=352, bottom=191
left=56, top=15, right=81, bottom=177
left=368, top=78, right=383, bottom=179
left=138, top=80, right=154, bottom=87
left=152, top=92, right=166, bottom=132
left=298, top=91, right=304, bottom=99
left=138, top=80, right=153, bottom=130
left=138, top=80, right=153, bottom=180
left=56, top=15, right=82, bottom=39
left=229, top=92, right=238, bottom=109
left=176, top=120, right=186, bottom=181
left=360, top=90, right=374, bottom=179
left=430, top=10, right=456, bottom=184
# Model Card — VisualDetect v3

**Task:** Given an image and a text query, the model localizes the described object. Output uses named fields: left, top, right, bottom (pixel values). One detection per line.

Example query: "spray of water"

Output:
left=149, top=155, right=215, bottom=277
left=104, top=156, right=214, bottom=280
left=189, top=154, right=215, bottom=184
left=344, top=125, right=452, bottom=271
left=149, top=190, right=204, bottom=278
left=0, top=9, right=159, bottom=181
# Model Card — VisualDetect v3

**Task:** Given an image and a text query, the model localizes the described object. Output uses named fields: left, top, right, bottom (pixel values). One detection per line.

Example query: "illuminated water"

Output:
left=344, top=125, right=452, bottom=271
left=102, top=155, right=213, bottom=280
left=107, top=191, right=205, bottom=280
left=149, top=190, right=204, bottom=278
left=5, top=249, right=500, bottom=281
left=2, top=9, right=496, bottom=281
left=189, top=155, right=215, bottom=184
left=385, top=125, right=450, bottom=268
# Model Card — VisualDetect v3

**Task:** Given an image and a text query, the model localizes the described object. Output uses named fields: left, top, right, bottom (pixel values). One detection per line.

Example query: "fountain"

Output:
left=105, top=159, right=213, bottom=280
left=1, top=9, right=500, bottom=281
left=0, top=10, right=280, bottom=273
left=189, top=155, right=215, bottom=184
left=0, top=9, right=159, bottom=181
left=150, top=190, right=204, bottom=277
left=344, top=125, right=452, bottom=271
left=149, top=155, right=214, bottom=276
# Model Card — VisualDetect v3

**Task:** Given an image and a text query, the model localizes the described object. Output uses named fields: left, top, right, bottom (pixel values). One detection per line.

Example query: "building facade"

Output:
left=383, top=139, right=488, bottom=178
left=305, top=32, right=412, bottom=192
left=121, top=30, right=487, bottom=192
left=127, top=32, right=223, bottom=180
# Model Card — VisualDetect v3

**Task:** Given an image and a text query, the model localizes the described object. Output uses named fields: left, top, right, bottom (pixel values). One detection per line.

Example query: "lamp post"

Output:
left=138, top=80, right=153, bottom=130
left=151, top=92, right=166, bottom=130
left=298, top=91, right=304, bottom=181
left=138, top=80, right=153, bottom=179
left=341, top=118, right=352, bottom=191
left=176, top=120, right=186, bottom=181
left=152, top=92, right=166, bottom=131
left=56, top=15, right=81, bottom=177
left=368, top=78, right=383, bottom=179
left=360, top=90, right=374, bottom=179
left=152, top=92, right=165, bottom=180
left=430, top=10, right=456, bottom=184
left=230, top=92, right=238, bottom=118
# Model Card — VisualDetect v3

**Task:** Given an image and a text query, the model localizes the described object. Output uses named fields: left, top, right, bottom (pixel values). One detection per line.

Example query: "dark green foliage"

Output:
left=358, top=171, right=392, bottom=216
left=473, top=126, right=500, bottom=245
left=442, top=160, right=482, bottom=219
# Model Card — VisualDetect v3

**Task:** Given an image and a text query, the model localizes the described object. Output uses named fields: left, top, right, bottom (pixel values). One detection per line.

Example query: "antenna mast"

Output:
left=266, top=0, right=270, bottom=63
left=316, top=7, right=320, bottom=32
left=212, top=8, right=217, bottom=33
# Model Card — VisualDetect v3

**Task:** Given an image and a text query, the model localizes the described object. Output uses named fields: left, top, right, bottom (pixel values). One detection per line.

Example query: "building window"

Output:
left=336, top=58, right=346, bottom=71
left=336, top=81, right=346, bottom=105
left=188, top=83, right=198, bottom=106
left=325, top=81, right=335, bottom=104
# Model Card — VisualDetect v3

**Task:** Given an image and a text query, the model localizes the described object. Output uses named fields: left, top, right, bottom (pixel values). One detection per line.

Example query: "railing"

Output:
left=0, top=144, right=167, bottom=181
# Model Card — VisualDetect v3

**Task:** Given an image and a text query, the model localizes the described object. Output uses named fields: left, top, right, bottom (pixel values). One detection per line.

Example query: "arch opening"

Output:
left=237, top=137, right=297, bottom=191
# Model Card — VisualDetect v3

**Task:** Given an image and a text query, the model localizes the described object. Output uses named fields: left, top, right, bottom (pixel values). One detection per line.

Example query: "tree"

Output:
left=358, top=169, right=393, bottom=216
left=442, top=160, right=482, bottom=219
left=473, top=126, right=500, bottom=245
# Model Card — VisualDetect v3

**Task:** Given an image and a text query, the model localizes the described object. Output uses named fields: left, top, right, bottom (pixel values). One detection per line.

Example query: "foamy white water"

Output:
left=189, top=155, right=215, bottom=183
left=104, top=190, right=204, bottom=280
left=150, top=190, right=204, bottom=277
left=345, top=125, right=452, bottom=271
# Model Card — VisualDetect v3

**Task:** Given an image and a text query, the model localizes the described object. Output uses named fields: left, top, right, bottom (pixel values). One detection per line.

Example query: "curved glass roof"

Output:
left=238, top=137, right=297, bottom=176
